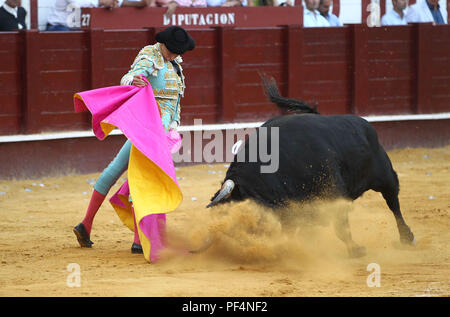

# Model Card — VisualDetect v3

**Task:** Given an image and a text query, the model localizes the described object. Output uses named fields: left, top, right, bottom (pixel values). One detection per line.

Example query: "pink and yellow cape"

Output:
left=74, top=78, right=183, bottom=263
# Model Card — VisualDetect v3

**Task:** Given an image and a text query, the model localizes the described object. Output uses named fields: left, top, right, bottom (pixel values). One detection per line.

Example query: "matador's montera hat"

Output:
left=155, top=26, right=195, bottom=55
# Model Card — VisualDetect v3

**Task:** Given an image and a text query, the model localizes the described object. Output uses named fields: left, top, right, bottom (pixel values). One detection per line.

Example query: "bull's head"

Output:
left=206, top=179, right=235, bottom=208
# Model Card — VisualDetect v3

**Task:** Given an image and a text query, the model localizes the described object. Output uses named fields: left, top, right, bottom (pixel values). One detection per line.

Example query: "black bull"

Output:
left=201, top=76, right=415, bottom=258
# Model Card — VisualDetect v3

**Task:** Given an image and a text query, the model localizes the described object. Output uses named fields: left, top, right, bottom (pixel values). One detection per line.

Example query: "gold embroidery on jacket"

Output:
left=153, top=88, right=179, bottom=100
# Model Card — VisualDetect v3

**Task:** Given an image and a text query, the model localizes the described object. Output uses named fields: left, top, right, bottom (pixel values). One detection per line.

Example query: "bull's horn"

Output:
left=206, top=179, right=235, bottom=208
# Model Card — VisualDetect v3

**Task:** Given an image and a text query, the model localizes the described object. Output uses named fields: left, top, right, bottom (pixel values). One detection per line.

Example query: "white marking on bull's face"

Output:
left=232, top=140, right=243, bottom=155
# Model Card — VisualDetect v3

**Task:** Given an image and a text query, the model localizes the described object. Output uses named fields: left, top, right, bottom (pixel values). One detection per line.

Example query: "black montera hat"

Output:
left=155, top=26, right=195, bottom=55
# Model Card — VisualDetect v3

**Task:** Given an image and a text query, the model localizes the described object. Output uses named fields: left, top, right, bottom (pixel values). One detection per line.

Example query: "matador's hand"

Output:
left=132, top=75, right=147, bottom=87
left=169, top=121, right=179, bottom=131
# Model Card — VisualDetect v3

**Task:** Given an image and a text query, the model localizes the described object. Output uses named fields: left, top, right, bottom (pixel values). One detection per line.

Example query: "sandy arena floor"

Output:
left=0, top=146, right=449, bottom=297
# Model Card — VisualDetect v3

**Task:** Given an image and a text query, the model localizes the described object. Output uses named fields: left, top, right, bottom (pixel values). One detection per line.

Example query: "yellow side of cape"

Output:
left=100, top=123, right=182, bottom=262
left=128, top=145, right=183, bottom=262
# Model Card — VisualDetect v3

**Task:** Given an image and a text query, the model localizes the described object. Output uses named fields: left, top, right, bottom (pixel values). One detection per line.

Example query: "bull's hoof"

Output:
left=349, top=245, right=367, bottom=258
left=400, top=235, right=416, bottom=246
left=400, top=227, right=415, bottom=246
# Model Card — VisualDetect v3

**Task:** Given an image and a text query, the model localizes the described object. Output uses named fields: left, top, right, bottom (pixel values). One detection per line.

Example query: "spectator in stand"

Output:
left=381, top=0, right=407, bottom=26
left=148, top=0, right=171, bottom=7
left=250, top=0, right=267, bottom=5
left=165, top=0, right=206, bottom=17
left=303, top=0, right=330, bottom=27
left=406, top=0, right=447, bottom=25
left=273, top=0, right=294, bottom=6
left=222, top=0, right=247, bottom=6
left=206, top=0, right=247, bottom=6
left=47, top=0, right=117, bottom=31
left=0, top=0, right=27, bottom=31
left=46, top=0, right=151, bottom=31
left=254, top=0, right=293, bottom=5
left=123, top=0, right=152, bottom=7
left=318, top=0, right=342, bottom=26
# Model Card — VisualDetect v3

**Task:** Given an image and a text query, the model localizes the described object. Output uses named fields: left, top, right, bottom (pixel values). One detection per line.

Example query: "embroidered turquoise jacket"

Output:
left=120, top=43, right=186, bottom=131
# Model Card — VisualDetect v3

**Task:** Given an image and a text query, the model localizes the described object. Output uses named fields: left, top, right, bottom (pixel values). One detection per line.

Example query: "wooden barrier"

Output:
left=1, top=24, right=450, bottom=136
left=0, top=32, right=23, bottom=135
left=79, top=6, right=303, bottom=29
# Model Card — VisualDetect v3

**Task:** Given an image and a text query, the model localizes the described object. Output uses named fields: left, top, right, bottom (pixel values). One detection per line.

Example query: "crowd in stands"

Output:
left=303, top=0, right=447, bottom=27
left=0, top=0, right=447, bottom=31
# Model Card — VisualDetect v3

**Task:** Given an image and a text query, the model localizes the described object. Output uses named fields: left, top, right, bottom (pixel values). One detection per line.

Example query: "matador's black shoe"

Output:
left=131, top=243, right=143, bottom=254
left=73, top=223, right=94, bottom=248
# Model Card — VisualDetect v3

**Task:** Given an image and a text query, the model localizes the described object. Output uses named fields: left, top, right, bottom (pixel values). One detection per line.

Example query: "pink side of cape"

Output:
left=74, top=78, right=180, bottom=262
left=74, top=79, right=180, bottom=181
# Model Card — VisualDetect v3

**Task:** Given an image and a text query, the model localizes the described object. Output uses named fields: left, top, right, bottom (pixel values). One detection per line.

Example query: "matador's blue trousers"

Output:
left=93, top=140, right=132, bottom=196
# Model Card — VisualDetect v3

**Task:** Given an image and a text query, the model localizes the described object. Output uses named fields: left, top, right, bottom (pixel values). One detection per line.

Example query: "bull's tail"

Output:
left=260, top=73, right=319, bottom=114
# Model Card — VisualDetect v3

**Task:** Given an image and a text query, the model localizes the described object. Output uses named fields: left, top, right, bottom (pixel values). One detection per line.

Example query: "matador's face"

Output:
left=160, top=44, right=179, bottom=62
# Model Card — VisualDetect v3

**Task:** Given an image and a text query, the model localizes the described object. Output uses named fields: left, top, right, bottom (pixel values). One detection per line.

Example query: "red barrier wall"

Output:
left=0, top=33, right=23, bottom=135
left=81, top=6, right=303, bottom=29
left=365, top=26, right=414, bottom=114
left=1, top=24, right=450, bottom=136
